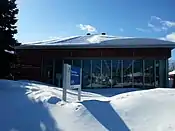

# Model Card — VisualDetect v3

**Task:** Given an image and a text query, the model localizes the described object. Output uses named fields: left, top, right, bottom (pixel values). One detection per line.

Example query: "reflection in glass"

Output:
left=92, top=60, right=102, bottom=88
left=158, top=60, right=167, bottom=87
left=102, top=60, right=111, bottom=88
left=59, top=59, right=165, bottom=89
left=82, top=60, right=91, bottom=88
left=112, top=60, right=122, bottom=87
left=43, top=58, right=53, bottom=84
left=64, top=59, right=72, bottom=65
left=144, top=60, right=154, bottom=87
left=123, top=60, right=133, bottom=87
left=55, top=59, right=63, bottom=87
left=155, top=60, right=159, bottom=87
left=134, top=60, right=143, bottom=87
left=73, top=59, right=81, bottom=67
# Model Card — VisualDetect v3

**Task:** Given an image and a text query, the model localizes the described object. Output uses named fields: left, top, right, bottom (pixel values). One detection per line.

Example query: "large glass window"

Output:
left=55, top=58, right=167, bottom=89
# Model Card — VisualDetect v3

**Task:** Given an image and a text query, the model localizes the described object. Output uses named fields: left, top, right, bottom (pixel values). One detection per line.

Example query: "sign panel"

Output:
left=62, top=64, right=82, bottom=101
left=70, top=66, right=81, bottom=89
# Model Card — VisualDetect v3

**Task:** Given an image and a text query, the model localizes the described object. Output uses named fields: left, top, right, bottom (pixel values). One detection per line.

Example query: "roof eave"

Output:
left=15, top=44, right=175, bottom=50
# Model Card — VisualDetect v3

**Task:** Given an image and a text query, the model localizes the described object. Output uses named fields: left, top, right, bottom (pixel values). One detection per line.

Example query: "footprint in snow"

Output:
left=75, top=105, right=81, bottom=111
left=47, top=96, right=61, bottom=104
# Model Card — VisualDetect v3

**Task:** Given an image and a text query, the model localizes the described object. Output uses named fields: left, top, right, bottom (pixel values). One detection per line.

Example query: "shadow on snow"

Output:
left=83, top=88, right=141, bottom=97
left=81, top=100, right=130, bottom=131
left=0, top=80, right=61, bottom=131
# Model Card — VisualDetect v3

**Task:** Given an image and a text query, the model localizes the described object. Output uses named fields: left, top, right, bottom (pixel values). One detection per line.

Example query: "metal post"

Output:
left=52, top=58, right=55, bottom=85
left=78, top=60, right=83, bottom=101
left=101, top=60, right=102, bottom=76
left=111, top=60, right=113, bottom=88
left=132, top=60, right=134, bottom=88
left=90, top=60, right=92, bottom=88
left=62, top=63, right=67, bottom=101
left=143, top=60, right=145, bottom=88
left=41, top=55, right=44, bottom=79
left=121, top=60, right=123, bottom=87
left=165, top=59, right=169, bottom=87
left=149, top=64, right=152, bottom=84
left=61, top=60, right=64, bottom=88
left=154, top=60, right=156, bottom=87
left=80, top=59, right=83, bottom=88
left=159, top=60, right=163, bottom=88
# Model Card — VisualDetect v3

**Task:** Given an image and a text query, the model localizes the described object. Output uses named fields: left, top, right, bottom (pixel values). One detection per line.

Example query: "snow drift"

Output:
left=0, top=80, right=175, bottom=131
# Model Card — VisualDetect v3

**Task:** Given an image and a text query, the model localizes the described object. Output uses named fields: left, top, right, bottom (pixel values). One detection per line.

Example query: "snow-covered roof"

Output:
left=15, top=34, right=175, bottom=49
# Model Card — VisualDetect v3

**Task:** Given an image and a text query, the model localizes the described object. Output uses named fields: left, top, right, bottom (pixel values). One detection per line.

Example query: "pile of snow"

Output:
left=1, top=80, right=175, bottom=131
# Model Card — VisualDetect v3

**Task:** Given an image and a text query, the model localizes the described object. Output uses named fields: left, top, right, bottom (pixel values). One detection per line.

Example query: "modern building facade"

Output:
left=15, top=34, right=175, bottom=88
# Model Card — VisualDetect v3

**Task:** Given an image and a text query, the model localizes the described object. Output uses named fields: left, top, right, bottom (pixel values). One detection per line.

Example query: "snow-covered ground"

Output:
left=0, top=80, right=175, bottom=131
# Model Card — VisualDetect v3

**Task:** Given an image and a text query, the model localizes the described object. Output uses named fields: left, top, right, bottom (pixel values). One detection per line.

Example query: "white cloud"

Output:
left=148, top=23, right=155, bottom=28
left=120, top=28, right=124, bottom=32
left=148, top=16, right=175, bottom=32
left=151, top=16, right=161, bottom=21
left=160, top=32, right=175, bottom=42
left=161, top=21, right=175, bottom=28
left=165, top=32, right=175, bottom=42
left=136, top=28, right=151, bottom=33
left=137, top=16, right=175, bottom=33
left=77, top=24, right=97, bottom=33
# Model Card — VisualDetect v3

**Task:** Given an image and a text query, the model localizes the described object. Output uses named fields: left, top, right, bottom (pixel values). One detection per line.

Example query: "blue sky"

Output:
left=16, top=0, right=175, bottom=42
left=16, top=0, right=175, bottom=57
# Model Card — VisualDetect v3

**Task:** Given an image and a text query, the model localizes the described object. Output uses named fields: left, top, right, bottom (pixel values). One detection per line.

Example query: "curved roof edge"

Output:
left=15, top=35, right=175, bottom=49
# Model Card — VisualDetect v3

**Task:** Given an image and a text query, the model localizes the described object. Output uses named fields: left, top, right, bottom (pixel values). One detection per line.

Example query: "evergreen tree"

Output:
left=0, top=0, right=20, bottom=79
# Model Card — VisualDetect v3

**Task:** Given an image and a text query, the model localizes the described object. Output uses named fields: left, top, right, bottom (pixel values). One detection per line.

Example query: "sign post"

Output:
left=62, top=64, right=82, bottom=101
left=70, top=66, right=82, bottom=101
left=62, top=64, right=71, bottom=101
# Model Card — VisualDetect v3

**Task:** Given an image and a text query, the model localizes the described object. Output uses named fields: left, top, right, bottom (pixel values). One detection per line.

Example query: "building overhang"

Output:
left=15, top=36, right=175, bottom=50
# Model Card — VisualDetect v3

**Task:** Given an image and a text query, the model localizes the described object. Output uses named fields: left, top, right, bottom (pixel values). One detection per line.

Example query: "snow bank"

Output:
left=1, top=80, right=175, bottom=131
left=110, top=88, right=175, bottom=131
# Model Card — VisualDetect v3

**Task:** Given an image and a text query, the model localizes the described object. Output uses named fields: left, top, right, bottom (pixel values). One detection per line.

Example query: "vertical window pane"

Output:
left=112, top=60, right=122, bottom=87
left=156, top=60, right=159, bottom=87
left=82, top=60, right=91, bottom=88
left=73, top=59, right=81, bottom=67
left=144, top=60, right=154, bottom=88
left=92, top=60, right=102, bottom=88
left=134, top=60, right=143, bottom=88
left=123, top=60, right=133, bottom=87
left=64, top=59, right=72, bottom=65
left=55, top=59, right=63, bottom=87
left=102, top=60, right=111, bottom=88
left=158, top=59, right=167, bottom=87
left=43, top=58, right=53, bottom=84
